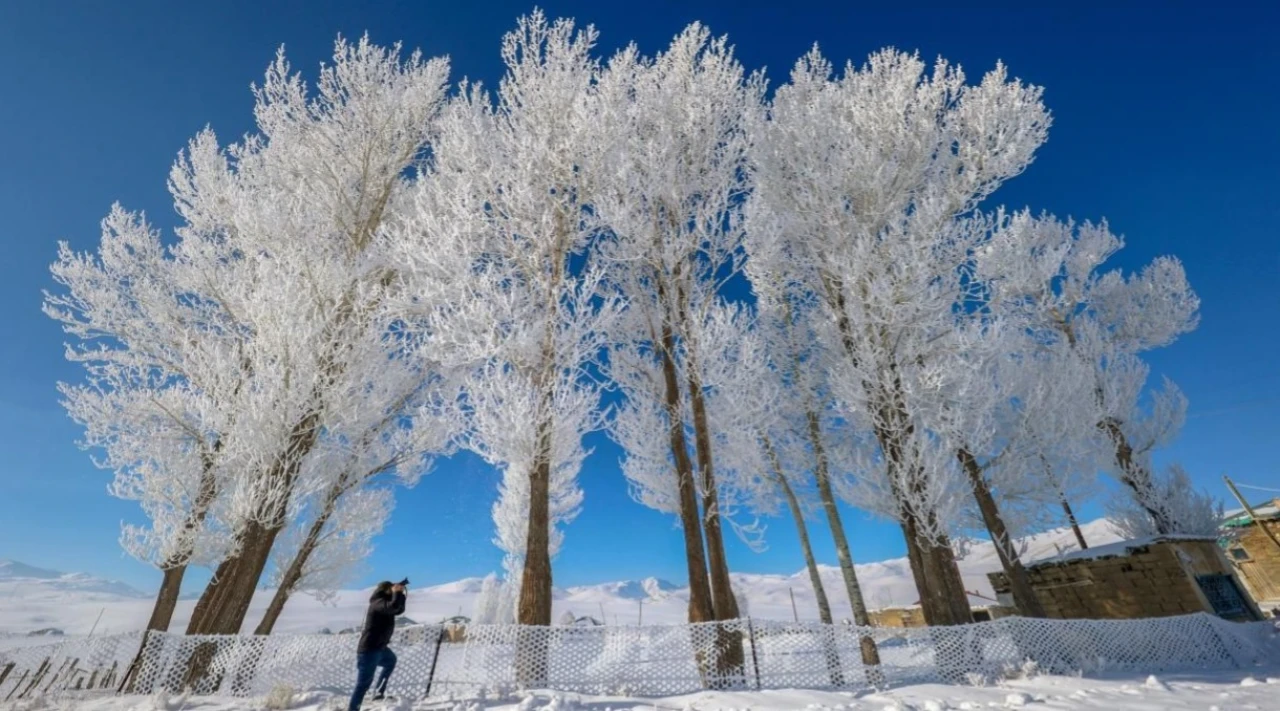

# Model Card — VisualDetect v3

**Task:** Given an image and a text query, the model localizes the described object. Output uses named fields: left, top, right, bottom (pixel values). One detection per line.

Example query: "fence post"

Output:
left=746, top=617, right=761, bottom=691
left=117, top=630, right=152, bottom=695
left=423, top=625, right=447, bottom=699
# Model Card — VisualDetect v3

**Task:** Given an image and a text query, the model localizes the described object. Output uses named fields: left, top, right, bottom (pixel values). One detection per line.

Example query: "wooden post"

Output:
left=19, top=658, right=50, bottom=699
left=638, top=599, right=643, bottom=626
left=423, top=626, right=447, bottom=699
left=0, top=663, right=13, bottom=691
left=598, top=602, right=606, bottom=626
left=101, top=660, right=118, bottom=689
left=789, top=587, right=799, bottom=623
left=5, top=670, right=29, bottom=701
left=746, top=617, right=762, bottom=691
left=1225, top=476, right=1280, bottom=554
left=118, top=629, right=152, bottom=694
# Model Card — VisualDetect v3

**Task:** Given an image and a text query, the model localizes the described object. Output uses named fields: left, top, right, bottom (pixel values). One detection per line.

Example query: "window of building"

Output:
left=1228, top=547, right=1251, bottom=561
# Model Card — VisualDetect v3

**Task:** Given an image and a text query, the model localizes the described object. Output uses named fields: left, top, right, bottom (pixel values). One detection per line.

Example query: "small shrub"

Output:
left=264, top=684, right=298, bottom=710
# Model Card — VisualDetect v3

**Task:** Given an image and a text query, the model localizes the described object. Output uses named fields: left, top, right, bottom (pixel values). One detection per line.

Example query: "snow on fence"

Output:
left=1, top=614, right=1276, bottom=702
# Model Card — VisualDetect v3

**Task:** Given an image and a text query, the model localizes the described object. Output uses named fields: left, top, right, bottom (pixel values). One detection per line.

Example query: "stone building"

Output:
left=868, top=593, right=1016, bottom=628
left=1221, top=498, right=1280, bottom=614
left=988, top=536, right=1261, bottom=622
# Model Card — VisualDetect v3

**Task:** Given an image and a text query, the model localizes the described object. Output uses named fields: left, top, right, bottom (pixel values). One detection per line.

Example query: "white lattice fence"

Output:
left=2, top=614, right=1276, bottom=702
left=0, top=633, right=142, bottom=700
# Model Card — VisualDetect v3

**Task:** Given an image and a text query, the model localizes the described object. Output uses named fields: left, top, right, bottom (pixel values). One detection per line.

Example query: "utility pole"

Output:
left=1224, top=475, right=1280, bottom=554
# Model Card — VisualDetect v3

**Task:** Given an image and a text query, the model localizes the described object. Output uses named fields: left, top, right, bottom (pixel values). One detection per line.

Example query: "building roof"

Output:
left=1023, top=534, right=1217, bottom=568
left=1222, top=498, right=1280, bottom=527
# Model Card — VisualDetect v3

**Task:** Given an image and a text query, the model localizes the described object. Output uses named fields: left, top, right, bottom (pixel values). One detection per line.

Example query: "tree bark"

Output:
left=657, top=318, right=715, bottom=625
left=186, top=553, right=239, bottom=634
left=687, top=368, right=738, bottom=622
left=686, top=364, right=746, bottom=686
left=206, top=520, right=282, bottom=634
left=517, top=415, right=555, bottom=627
left=1062, top=497, right=1088, bottom=550
left=147, top=566, right=187, bottom=633
left=957, top=448, right=1045, bottom=618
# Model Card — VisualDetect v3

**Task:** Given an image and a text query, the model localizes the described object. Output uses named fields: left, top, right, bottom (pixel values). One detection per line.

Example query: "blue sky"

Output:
left=0, top=1, right=1277, bottom=595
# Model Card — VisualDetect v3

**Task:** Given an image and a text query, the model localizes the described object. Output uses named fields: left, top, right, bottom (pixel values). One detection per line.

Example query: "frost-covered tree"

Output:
left=746, top=48, right=1050, bottom=625
left=49, top=37, right=454, bottom=636
left=921, top=320, right=1100, bottom=617
left=591, top=24, right=763, bottom=633
left=1108, top=463, right=1223, bottom=538
left=746, top=261, right=880, bottom=665
left=978, top=213, right=1200, bottom=534
left=48, top=206, right=248, bottom=632
left=472, top=573, right=518, bottom=625
left=390, top=12, right=613, bottom=630
left=253, top=379, right=460, bottom=634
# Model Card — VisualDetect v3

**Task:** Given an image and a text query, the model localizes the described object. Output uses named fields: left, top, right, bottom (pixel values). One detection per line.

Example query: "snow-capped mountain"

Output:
left=0, top=519, right=1122, bottom=637
left=564, top=577, right=679, bottom=602
left=0, top=559, right=148, bottom=599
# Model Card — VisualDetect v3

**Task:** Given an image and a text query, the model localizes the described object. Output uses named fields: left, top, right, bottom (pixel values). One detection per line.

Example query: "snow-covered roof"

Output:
left=1222, top=500, right=1280, bottom=526
left=874, top=592, right=1004, bottom=612
left=1023, top=534, right=1217, bottom=568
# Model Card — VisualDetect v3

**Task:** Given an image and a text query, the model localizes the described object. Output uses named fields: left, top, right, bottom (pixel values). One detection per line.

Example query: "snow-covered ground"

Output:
left=0, top=520, right=1123, bottom=637
left=5, top=669, right=1279, bottom=710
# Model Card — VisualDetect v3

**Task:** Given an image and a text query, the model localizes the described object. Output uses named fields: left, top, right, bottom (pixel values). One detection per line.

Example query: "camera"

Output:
left=397, top=578, right=409, bottom=587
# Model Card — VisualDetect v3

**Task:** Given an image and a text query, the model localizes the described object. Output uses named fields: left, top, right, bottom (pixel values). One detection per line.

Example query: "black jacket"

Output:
left=356, top=589, right=406, bottom=653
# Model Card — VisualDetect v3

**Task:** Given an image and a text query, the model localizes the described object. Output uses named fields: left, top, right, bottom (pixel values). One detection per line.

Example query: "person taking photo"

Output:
left=348, top=579, right=407, bottom=710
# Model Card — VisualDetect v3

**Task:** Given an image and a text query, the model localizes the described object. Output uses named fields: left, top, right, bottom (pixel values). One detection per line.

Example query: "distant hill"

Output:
left=0, top=558, right=149, bottom=599
left=0, top=519, right=1123, bottom=637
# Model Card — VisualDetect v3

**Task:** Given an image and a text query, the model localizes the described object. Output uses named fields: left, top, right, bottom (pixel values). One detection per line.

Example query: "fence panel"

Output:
left=2, top=614, right=1275, bottom=703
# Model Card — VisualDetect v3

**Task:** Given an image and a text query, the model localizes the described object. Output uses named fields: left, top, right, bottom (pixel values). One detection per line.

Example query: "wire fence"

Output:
left=2, top=613, right=1277, bottom=703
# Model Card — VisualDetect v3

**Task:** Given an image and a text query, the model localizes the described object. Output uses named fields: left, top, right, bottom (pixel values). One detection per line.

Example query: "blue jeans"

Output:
left=348, top=647, right=397, bottom=710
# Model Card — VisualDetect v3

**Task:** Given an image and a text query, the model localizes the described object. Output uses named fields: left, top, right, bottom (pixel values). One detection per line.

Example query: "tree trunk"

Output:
left=254, top=485, right=342, bottom=635
left=957, top=448, right=1044, bottom=618
left=147, top=565, right=187, bottom=632
left=517, top=416, right=555, bottom=627
left=190, top=411, right=322, bottom=635
left=150, top=447, right=222, bottom=633
left=873, top=412, right=971, bottom=625
left=762, top=435, right=832, bottom=624
left=821, top=272, right=971, bottom=629
left=186, top=553, right=240, bottom=634
left=1062, top=497, right=1088, bottom=550
left=1098, top=417, right=1173, bottom=534
left=687, top=370, right=738, bottom=622
left=805, top=411, right=882, bottom=670
left=205, top=520, right=282, bottom=635
left=763, top=436, right=845, bottom=688
left=658, top=320, right=715, bottom=625
left=687, top=366, right=746, bottom=687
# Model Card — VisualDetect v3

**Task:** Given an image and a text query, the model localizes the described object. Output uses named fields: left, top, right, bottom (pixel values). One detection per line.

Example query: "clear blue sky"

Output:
left=1, top=1, right=1277, bottom=594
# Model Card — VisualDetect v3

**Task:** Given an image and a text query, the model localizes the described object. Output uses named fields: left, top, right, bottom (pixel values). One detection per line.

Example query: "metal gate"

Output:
left=1195, top=574, right=1258, bottom=621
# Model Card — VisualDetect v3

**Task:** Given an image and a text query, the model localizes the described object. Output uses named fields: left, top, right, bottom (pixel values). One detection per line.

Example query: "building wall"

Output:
left=1225, top=519, right=1280, bottom=606
left=989, top=540, right=1229, bottom=620
left=868, top=605, right=1015, bottom=628
left=868, top=607, right=927, bottom=628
